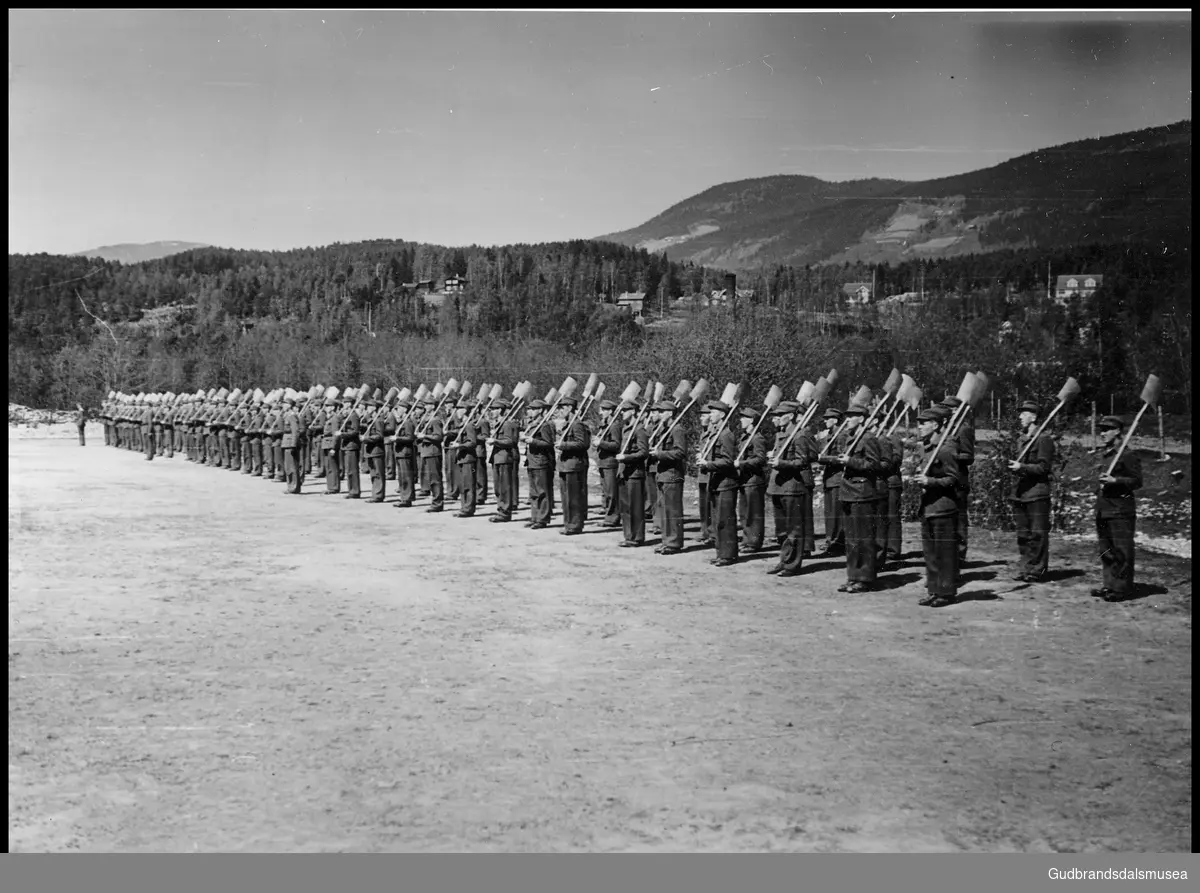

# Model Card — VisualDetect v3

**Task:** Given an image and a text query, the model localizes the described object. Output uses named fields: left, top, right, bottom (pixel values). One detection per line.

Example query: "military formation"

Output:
left=93, top=368, right=1160, bottom=608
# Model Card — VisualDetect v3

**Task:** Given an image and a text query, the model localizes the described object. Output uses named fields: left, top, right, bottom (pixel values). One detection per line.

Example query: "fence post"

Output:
left=1090, top=401, right=1097, bottom=451
left=1158, top=405, right=1169, bottom=462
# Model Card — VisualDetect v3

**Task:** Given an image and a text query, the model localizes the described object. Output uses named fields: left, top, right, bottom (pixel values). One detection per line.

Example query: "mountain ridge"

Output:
left=71, top=241, right=211, bottom=263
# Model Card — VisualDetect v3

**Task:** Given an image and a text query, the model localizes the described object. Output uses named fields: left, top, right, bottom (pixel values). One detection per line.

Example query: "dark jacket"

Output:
left=1096, top=448, right=1142, bottom=519
left=920, top=439, right=963, bottom=518
left=652, top=424, right=688, bottom=484
left=1010, top=430, right=1054, bottom=502
left=767, top=427, right=817, bottom=496
left=558, top=420, right=591, bottom=473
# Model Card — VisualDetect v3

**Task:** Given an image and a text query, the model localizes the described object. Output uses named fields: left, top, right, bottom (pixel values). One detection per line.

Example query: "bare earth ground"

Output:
left=9, top=430, right=1192, bottom=852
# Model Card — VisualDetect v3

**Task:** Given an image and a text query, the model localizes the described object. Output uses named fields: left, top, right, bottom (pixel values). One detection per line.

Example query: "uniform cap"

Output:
left=422, top=395, right=437, bottom=404
left=618, top=401, right=639, bottom=413
left=940, top=396, right=963, bottom=408
left=457, top=399, right=476, bottom=409
left=558, top=396, right=579, bottom=408
left=492, top=398, right=512, bottom=409
left=739, top=406, right=761, bottom=420
left=772, top=401, right=800, bottom=415
left=1018, top=400, right=1040, bottom=414
left=598, top=399, right=618, bottom=411
left=652, top=400, right=676, bottom=412
left=823, top=407, right=844, bottom=420
left=705, top=400, right=730, bottom=414
left=917, top=407, right=944, bottom=423
left=1099, top=414, right=1125, bottom=430
left=845, top=403, right=869, bottom=417
left=526, top=399, right=548, bottom=411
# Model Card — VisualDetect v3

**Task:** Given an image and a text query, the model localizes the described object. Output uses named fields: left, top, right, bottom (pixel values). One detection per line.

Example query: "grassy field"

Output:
left=8, top=431, right=1192, bottom=852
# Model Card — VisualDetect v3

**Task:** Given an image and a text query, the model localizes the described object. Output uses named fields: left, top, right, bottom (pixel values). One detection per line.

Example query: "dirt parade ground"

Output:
left=8, top=433, right=1192, bottom=852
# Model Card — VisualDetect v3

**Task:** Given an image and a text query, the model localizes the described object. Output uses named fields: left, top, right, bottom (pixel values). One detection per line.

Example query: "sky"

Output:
left=8, top=9, right=1192, bottom=255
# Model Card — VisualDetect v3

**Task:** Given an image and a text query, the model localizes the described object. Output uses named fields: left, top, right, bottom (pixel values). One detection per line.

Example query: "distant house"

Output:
left=843, top=282, right=872, bottom=305
left=707, top=288, right=755, bottom=305
left=398, top=279, right=435, bottom=296
left=1054, top=274, right=1103, bottom=303
left=443, top=276, right=468, bottom=294
left=616, top=291, right=646, bottom=319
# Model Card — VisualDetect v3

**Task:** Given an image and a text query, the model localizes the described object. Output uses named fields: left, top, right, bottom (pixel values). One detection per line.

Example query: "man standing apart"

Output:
left=1092, top=415, right=1142, bottom=602
left=1008, top=401, right=1055, bottom=583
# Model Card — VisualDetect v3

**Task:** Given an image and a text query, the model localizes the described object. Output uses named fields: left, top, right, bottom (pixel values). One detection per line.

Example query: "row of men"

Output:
left=97, top=388, right=1142, bottom=606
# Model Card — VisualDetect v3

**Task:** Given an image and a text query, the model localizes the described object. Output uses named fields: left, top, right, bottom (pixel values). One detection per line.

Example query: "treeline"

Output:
left=7, top=237, right=1191, bottom=420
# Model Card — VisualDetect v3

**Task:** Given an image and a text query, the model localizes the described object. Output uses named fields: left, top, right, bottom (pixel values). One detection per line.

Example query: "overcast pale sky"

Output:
left=8, top=10, right=1192, bottom=255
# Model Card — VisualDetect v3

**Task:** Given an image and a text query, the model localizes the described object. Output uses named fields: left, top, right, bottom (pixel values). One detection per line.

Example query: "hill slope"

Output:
left=71, top=241, right=211, bottom=263
left=597, top=121, right=1191, bottom=270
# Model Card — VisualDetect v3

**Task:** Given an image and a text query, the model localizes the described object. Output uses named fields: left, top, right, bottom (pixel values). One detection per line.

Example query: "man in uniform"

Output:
left=735, top=405, right=769, bottom=553
left=556, top=396, right=591, bottom=535
left=451, top=400, right=479, bottom=517
left=1008, top=400, right=1055, bottom=583
left=879, top=409, right=905, bottom=564
left=282, top=393, right=304, bottom=494
left=816, top=407, right=846, bottom=556
left=391, top=396, right=417, bottom=507
left=417, top=395, right=445, bottom=512
left=939, top=394, right=975, bottom=562
left=694, top=405, right=715, bottom=546
left=820, top=402, right=882, bottom=593
left=340, top=392, right=363, bottom=499
left=140, top=396, right=156, bottom=460
left=650, top=400, right=687, bottom=554
left=700, top=400, right=739, bottom=567
left=322, top=394, right=342, bottom=494
left=487, top=398, right=520, bottom=522
left=474, top=401, right=490, bottom=507
left=266, top=396, right=286, bottom=482
left=615, top=400, right=649, bottom=547
left=917, top=406, right=963, bottom=607
left=1092, top=415, right=1143, bottom=602
left=443, top=401, right=461, bottom=503
left=767, top=401, right=817, bottom=577
left=225, top=392, right=243, bottom=471
left=594, top=399, right=624, bottom=529
left=363, top=394, right=395, bottom=503
left=522, top=399, right=555, bottom=529
left=75, top=403, right=89, bottom=446
left=295, top=392, right=312, bottom=486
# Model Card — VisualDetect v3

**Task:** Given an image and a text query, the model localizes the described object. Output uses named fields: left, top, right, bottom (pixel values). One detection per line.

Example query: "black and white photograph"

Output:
left=8, top=9, right=1192, bottom=858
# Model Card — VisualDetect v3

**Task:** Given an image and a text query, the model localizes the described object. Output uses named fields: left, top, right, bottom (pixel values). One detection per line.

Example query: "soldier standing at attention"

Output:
left=694, top=405, right=715, bottom=546
left=364, top=396, right=395, bottom=504
left=916, top=407, right=963, bottom=608
left=615, top=400, right=649, bottom=547
left=282, top=393, right=303, bottom=494
left=816, top=408, right=846, bottom=556
left=700, top=400, right=739, bottom=567
left=391, top=397, right=417, bottom=507
left=295, top=393, right=311, bottom=486
left=522, top=399, right=555, bottom=529
left=1008, top=401, right=1055, bottom=583
left=487, top=398, right=520, bottom=522
left=75, top=404, right=89, bottom=446
left=443, top=402, right=461, bottom=503
left=322, top=394, right=342, bottom=494
left=268, top=398, right=286, bottom=483
left=1092, top=415, right=1143, bottom=602
left=767, top=402, right=816, bottom=577
left=650, top=400, right=687, bottom=554
left=820, top=402, right=882, bottom=593
left=248, top=394, right=266, bottom=476
left=140, top=396, right=156, bottom=461
left=594, top=400, right=624, bottom=528
left=939, top=394, right=975, bottom=562
left=418, top=396, right=445, bottom=512
left=452, top=400, right=479, bottom=517
left=475, top=403, right=490, bottom=506
left=735, top=406, right=769, bottom=553
left=340, top=393, right=363, bottom=499
left=227, top=393, right=244, bottom=471
left=881, top=411, right=906, bottom=564
left=556, top=396, right=591, bottom=535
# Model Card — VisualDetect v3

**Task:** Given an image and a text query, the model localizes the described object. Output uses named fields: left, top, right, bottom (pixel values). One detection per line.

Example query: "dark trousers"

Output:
left=368, top=454, right=386, bottom=500
left=241, top=438, right=253, bottom=473
left=713, top=488, right=740, bottom=561
left=492, top=462, right=515, bottom=519
left=741, top=485, right=765, bottom=551
left=343, top=448, right=361, bottom=497
left=312, top=438, right=323, bottom=473
left=284, top=446, right=302, bottom=493
left=143, top=430, right=155, bottom=460
left=1097, top=513, right=1135, bottom=595
left=646, top=471, right=658, bottom=523
left=882, top=487, right=903, bottom=557
left=272, top=441, right=285, bottom=481
left=458, top=461, right=477, bottom=515
left=776, top=494, right=806, bottom=574
left=103, top=424, right=111, bottom=446
left=771, top=494, right=788, bottom=544
left=559, top=471, right=587, bottom=533
left=156, top=426, right=165, bottom=456
left=249, top=439, right=262, bottom=474
left=528, top=466, right=552, bottom=525
left=921, top=513, right=959, bottom=597
left=78, top=426, right=86, bottom=446
left=298, top=439, right=309, bottom=479
left=600, top=466, right=620, bottom=525
left=1013, top=498, right=1050, bottom=579
left=698, top=482, right=712, bottom=541
left=396, top=456, right=415, bottom=504
left=227, top=434, right=238, bottom=469
left=842, top=500, right=877, bottom=583
left=218, top=431, right=230, bottom=467
left=446, top=458, right=459, bottom=499
left=423, top=455, right=444, bottom=509
left=384, top=443, right=395, bottom=479
left=620, top=477, right=646, bottom=544
left=802, top=491, right=816, bottom=554
left=325, top=449, right=341, bottom=493
left=658, top=480, right=684, bottom=549
left=476, top=456, right=488, bottom=503
left=956, top=486, right=970, bottom=560
left=823, top=484, right=844, bottom=551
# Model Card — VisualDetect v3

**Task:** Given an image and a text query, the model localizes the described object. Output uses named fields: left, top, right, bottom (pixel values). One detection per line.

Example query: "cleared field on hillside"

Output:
left=9, top=435, right=1192, bottom=852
